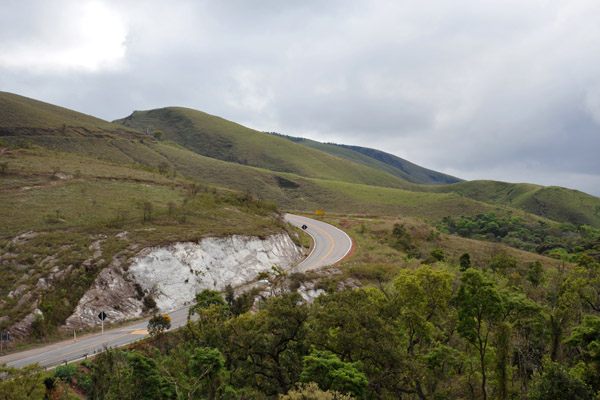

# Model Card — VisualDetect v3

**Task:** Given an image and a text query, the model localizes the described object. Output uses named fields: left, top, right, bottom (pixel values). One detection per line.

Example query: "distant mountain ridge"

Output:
left=267, top=132, right=461, bottom=185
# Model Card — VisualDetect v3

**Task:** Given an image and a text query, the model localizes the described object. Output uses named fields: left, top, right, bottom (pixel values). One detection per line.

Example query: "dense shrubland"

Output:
left=436, top=212, right=600, bottom=261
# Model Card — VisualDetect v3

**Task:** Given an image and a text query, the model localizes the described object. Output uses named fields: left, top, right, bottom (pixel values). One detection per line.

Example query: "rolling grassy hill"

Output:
left=113, top=107, right=412, bottom=189
left=2, top=91, right=600, bottom=229
left=424, top=180, right=600, bottom=227
left=0, top=91, right=139, bottom=138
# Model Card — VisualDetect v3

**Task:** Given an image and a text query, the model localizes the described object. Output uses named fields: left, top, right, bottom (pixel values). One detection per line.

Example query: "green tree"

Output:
left=526, top=260, right=544, bottom=287
left=140, top=200, right=153, bottom=222
left=189, top=289, right=228, bottom=315
left=300, top=349, right=367, bottom=398
left=459, top=252, right=472, bottom=271
left=310, top=288, right=414, bottom=399
left=392, top=265, right=455, bottom=398
left=148, top=314, right=171, bottom=337
left=187, top=289, right=230, bottom=347
left=493, top=322, right=511, bottom=400
left=565, top=314, right=600, bottom=393
left=152, top=130, right=163, bottom=140
left=564, top=256, right=600, bottom=313
left=0, top=363, right=45, bottom=400
left=280, top=382, right=355, bottom=400
left=223, top=292, right=309, bottom=396
left=527, top=362, right=594, bottom=400
left=190, top=347, right=225, bottom=400
left=128, top=352, right=166, bottom=400
left=455, top=269, right=504, bottom=400
left=429, top=248, right=446, bottom=262
left=489, top=251, right=517, bottom=272
left=54, top=363, right=77, bottom=383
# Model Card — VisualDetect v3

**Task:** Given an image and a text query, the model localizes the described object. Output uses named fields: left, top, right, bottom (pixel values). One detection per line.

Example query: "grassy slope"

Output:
left=2, top=91, right=599, bottom=228
left=275, top=134, right=462, bottom=185
left=113, top=107, right=411, bottom=188
left=425, top=180, right=600, bottom=227
left=277, top=136, right=421, bottom=184
left=337, top=144, right=462, bottom=185
left=0, top=91, right=138, bottom=138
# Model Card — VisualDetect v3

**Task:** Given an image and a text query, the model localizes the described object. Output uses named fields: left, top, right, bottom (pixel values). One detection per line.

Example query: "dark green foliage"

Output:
left=127, top=352, right=164, bottom=400
left=224, top=284, right=257, bottom=316
left=300, top=349, right=368, bottom=398
left=428, top=248, right=446, bottom=262
left=493, top=322, right=512, bottom=400
left=489, top=251, right=518, bottom=272
left=456, top=269, right=504, bottom=400
left=565, top=314, right=600, bottom=392
left=190, top=347, right=225, bottom=379
left=88, top=349, right=171, bottom=399
left=189, top=289, right=228, bottom=315
left=459, top=252, right=472, bottom=271
left=223, top=292, right=309, bottom=396
left=527, top=260, right=544, bottom=286
left=390, top=223, right=419, bottom=257
left=152, top=130, right=163, bottom=140
left=54, top=363, right=77, bottom=383
left=527, top=363, right=594, bottom=400
left=43, top=376, right=57, bottom=391
left=438, top=212, right=600, bottom=258
left=141, top=200, right=154, bottom=222
left=143, top=295, right=157, bottom=311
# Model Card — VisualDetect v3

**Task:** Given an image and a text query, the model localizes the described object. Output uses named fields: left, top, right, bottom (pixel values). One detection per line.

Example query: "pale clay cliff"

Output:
left=63, top=233, right=303, bottom=330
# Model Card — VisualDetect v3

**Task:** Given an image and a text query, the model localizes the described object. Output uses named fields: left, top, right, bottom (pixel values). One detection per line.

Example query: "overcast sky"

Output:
left=2, top=0, right=600, bottom=196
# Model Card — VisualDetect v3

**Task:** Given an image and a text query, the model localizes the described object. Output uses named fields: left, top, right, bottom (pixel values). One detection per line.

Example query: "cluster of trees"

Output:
left=39, top=249, right=600, bottom=399
left=437, top=212, right=600, bottom=260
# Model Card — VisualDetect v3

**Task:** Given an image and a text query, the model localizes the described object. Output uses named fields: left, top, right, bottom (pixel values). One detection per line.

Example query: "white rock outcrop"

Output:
left=64, top=233, right=303, bottom=329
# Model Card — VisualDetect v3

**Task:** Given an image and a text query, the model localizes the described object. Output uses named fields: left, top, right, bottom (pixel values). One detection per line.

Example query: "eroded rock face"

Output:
left=63, top=233, right=303, bottom=329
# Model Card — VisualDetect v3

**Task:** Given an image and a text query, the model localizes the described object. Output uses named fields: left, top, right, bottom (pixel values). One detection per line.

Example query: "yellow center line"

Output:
left=39, top=332, right=130, bottom=364
left=288, top=216, right=335, bottom=271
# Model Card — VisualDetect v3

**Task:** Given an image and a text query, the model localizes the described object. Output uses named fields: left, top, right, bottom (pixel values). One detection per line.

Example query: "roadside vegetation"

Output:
left=26, top=214, right=600, bottom=399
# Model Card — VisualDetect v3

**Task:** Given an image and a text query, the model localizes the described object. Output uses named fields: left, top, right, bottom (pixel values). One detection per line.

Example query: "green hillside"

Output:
left=2, top=91, right=599, bottom=230
left=113, top=108, right=411, bottom=189
left=425, top=180, right=600, bottom=227
left=0, top=91, right=139, bottom=139
left=271, top=133, right=461, bottom=185
left=337, top=143, right=462, bottom=185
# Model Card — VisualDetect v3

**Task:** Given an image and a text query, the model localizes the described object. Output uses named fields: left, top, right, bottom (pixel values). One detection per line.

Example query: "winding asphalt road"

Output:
left=284, top=213, right=353, bottom=272
left=0, top=214, right=352, bottom=369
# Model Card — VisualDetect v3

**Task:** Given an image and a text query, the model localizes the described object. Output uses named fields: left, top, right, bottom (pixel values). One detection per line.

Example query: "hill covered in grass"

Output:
left=113, top=107, right=411, bottom=189
left=3, top=91, right=600, bottom=230
left=270, top=133, right=461, bottom=185
left=0, top=91, right=139, bottom=138
left=424, top=180, right=600, bottom=227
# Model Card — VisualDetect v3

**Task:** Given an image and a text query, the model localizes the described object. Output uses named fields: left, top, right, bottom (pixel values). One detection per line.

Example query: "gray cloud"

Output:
left=2, top=0, right=600, bottom=196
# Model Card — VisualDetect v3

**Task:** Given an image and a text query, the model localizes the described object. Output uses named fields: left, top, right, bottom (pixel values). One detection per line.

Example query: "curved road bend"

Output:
left=284, top=213, right=353, bottom=272
left=0, top=214, right=352, bottom=369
